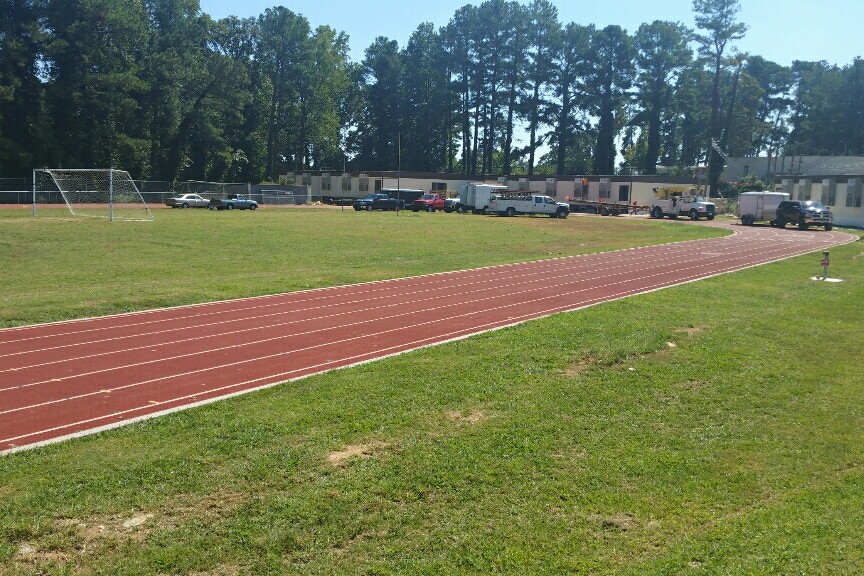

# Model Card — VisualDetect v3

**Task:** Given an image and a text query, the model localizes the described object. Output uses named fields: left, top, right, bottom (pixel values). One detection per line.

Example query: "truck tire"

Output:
left=505, top=207, right=516, bottom=217
left=651, top=207, right=663, bottom=219
left=600, top=206, right=610, bottom=216
left=365, top=204, right=372, bottom=211
left=249, top=204, right=257, bottom=210
left=427, top=205, right=434, bottom=212
left=457, top=204, right=466, bottom=214
left=181, top=202, right=189, bottom=208
left=825, top=224, right=833, bottom=231
left=226, top=204, right=233, bottom=210
left=689, top=209, right=699, bottom=220
left=556, top=208, right=568, bottom=219
left=798, top=218, right=809, bottom=231
left=775, top=218, right=785, bottom=228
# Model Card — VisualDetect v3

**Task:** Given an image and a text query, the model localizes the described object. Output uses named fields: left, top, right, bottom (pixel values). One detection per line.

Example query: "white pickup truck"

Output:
left=488, top=194, right=570, bottom=218
left=650, top=195, right=716, bottom=220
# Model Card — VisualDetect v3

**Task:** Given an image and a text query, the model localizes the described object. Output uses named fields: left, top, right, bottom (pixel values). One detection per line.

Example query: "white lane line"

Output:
left=0, top=235, right=807, bottom=396
left=0, top=229, right=805, bottom=367
left=3, top=226, right=856, bottom=452
left=1, top=236, right=840, bottom=413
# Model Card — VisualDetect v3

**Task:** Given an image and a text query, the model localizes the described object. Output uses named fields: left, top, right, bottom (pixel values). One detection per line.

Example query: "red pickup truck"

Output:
left=411, top=193, right=446, bottom=212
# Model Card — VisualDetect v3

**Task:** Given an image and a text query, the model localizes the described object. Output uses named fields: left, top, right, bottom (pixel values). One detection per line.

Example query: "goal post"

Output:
left=33, top=168, right=154, bottom=221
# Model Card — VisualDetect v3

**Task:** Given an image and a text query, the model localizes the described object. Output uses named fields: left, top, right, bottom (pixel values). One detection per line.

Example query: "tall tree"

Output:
left=0, top=0, right=44, bottom=177
left=633, top=21, right=692, bottom=174
left=442, top=5, right=479, bottom=175
left=744, top=55, right=793, bottom=157
left=256, top=7, right=311, bottom=178
left=401, top=23, right=455, bottom=172
left=356, top=37, right=403, bottom=170
left=549, top=23, right=593, bottom=175
left=692, top=0, right=747, bottom=193
left=589, top=25, right=634, bottom=175
left=40, top=0, right=149, bottom=173
left=522, top=0, right=561, bottom=175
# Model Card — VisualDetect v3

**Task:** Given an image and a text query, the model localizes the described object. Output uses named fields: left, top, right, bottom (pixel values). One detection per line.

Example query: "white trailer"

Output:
left=488, top=194, right=570, bottom=218
left=737, top=191, right=790, bottom=226
left=458, top=183, right=507, bottom=214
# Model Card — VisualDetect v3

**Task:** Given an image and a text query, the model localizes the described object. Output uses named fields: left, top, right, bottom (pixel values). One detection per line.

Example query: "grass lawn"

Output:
left=1, top=206, right=862, bottom=574
left=0, top=206, right=725, bottom=328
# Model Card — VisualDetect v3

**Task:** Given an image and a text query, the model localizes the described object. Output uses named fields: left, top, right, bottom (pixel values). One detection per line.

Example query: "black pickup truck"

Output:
left=352, top=193, right=405, bottom=211
left=773, top=200, right=832, bottom=231
left=209, top=194, right=258, bottom=211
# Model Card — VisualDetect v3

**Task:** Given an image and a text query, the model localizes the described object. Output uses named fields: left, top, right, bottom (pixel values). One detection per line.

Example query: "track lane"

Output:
left=1, top=222, right=855, bottom=453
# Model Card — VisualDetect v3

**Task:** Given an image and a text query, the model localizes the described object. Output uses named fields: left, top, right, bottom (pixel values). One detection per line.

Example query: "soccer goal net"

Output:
left=33, top=168, right=153, bottom=221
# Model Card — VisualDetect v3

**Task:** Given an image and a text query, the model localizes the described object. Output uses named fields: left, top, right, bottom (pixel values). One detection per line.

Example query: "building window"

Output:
left=821, top=179, right=835, bottom=206
left=432, top=182, right=447, bottom=191
left=618, top=184, right=629, bottom=202
left=342, top=174, right=351, bottom=191
left=519, top=178, right=529, bottom=191
left=359, top=174, right=369, bottom=192
left=798, top=180, right=812, bottom=201
left=321, top=173, right=331, bottom=191
left=546, top=178, right=556, bottom=195
left=599, top=178, right=611, bottom=199
left=302, top=173, right=311, bottom=186
left=846, top=178, right=863, bottom=208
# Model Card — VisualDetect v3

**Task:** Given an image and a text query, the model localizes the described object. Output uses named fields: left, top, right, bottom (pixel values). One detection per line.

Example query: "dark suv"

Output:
left=773, top=200, right=833, bottom=231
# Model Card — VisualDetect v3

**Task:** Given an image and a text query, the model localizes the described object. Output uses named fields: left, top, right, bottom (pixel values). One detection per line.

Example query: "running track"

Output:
left=1, top=222, right=856, bottom=454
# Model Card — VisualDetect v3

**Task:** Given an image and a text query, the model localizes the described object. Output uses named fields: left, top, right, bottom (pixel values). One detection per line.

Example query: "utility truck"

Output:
left=649, top=189, right=715, bottom=220
left=457, top=183, right=507, bottom=214
left=737, top=191, right=790, bottom=226
left=488, top=194, right=570, bottom=218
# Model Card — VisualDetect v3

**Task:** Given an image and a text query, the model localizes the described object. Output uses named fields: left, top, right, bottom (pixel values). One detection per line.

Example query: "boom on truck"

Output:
left=649, top=187, right=716, bottom=221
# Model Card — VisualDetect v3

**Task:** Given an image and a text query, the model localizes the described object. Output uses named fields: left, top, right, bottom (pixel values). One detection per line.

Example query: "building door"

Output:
left=618, top=185, right=630, bottom=202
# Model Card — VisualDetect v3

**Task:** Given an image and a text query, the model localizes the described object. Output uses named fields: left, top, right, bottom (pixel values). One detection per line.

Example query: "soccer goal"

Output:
left=33, top=168, right=154, bottom=221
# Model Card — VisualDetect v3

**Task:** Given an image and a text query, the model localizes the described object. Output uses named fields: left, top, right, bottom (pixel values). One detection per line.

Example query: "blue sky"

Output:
left=198, top=0, right=862, bottom=67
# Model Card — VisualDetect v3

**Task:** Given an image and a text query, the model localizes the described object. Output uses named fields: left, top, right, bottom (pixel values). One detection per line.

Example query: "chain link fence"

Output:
left=1, top=179, right=311, bottom=206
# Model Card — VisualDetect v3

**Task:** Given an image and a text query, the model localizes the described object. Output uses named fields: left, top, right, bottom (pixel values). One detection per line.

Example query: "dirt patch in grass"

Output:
left=594, top=512, right=638, bottom=533
left=674, top=325, right=709, bottom=336
left=564, top=356, right=598, bottom=377
left=162, top=490, right=248, bottom=526
left=444, top=409, right=487, bottom=424
left=676, top=379, right=711, bottom=390
left=188, top=564, right=245, bottom=576
left=327, top=442, right=388, bottom=467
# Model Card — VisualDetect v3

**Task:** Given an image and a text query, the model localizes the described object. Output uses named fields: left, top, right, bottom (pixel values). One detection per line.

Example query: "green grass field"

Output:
left=1, top=206, right=863, bottom=575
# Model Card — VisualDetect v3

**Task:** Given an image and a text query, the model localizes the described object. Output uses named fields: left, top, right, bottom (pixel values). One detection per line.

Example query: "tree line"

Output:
left=1, top=0, right=862, bottom=185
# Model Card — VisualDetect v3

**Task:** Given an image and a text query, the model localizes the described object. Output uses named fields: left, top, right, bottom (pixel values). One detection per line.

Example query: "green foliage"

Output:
left=1, top=0, right=861, bottom=181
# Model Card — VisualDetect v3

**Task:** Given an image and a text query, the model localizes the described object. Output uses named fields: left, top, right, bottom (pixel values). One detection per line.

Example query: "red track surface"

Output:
left=1, top=222, right=855, bottom=453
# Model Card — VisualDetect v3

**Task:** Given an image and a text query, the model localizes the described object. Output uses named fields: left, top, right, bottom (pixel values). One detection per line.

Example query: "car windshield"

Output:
left=361, top=194, right=377, bottom=200
left=802, top=200, right=825, bottom=209
left=421, top=194, right=434, bottom=199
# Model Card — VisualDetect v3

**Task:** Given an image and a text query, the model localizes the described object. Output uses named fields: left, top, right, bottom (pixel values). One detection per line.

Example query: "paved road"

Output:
left=0, top=222, right=856, bottom=453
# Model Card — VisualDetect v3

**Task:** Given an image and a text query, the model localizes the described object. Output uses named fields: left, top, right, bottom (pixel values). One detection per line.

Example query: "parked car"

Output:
left=773, top=199, right=833, bottom=230
left=164, top=193, right=210, bottom=208
left=209, top=194, right=258, bottom=210
left=411, top=193, right=446, bottom=212
left=352, top=193, right=405, bottom=211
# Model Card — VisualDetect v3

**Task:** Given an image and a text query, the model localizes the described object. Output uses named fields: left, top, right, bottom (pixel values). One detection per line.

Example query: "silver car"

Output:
left=165, top=193, right=210, bottom=208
